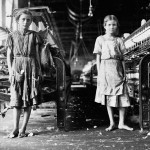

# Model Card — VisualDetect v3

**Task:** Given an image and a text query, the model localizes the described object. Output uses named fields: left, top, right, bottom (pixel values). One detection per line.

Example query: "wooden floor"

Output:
left=0, top=102, right=149, bottom=150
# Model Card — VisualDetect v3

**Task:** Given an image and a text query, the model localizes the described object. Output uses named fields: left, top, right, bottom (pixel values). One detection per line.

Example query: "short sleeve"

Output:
left=35, top=32, right=42, bottom=45
left=93, top=36, right=102, bottom=54
left=118, top=38, right=127, bottom=54
left=5, top=33, right=13, bottom=51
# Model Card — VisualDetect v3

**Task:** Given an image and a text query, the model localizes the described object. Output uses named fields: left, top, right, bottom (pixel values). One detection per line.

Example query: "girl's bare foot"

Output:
left=105, top=124, right=115, bottom=131
left=118, top=124, right=133, bottom=131
left=18, top=129, right=27, bottom=138
left=4, top=129, right=19, bottom=138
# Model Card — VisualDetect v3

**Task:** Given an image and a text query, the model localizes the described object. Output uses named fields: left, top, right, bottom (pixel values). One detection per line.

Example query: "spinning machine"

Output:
left=124, top=19, right=150, bottom=131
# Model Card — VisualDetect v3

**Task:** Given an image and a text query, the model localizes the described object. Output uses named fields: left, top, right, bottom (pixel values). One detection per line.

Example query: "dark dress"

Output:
left=6, top=30, right=42, bottom=108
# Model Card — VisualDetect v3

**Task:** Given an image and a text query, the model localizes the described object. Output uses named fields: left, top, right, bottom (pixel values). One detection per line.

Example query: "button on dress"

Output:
left=93, top=35, right=130, bottom=107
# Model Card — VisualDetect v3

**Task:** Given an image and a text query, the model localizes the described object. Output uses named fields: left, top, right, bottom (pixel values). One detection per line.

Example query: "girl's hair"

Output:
left=15, top=9, right=33, bottom=22
left=103, top=15, right=120, bottom=35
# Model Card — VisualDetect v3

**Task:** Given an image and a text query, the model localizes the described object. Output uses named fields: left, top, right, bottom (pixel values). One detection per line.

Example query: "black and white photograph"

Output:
left=0, top=0, right=150, bottom=149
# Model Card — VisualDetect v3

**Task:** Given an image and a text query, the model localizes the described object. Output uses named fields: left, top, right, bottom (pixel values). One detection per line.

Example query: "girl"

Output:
left=6, top=9, right=42, bottom=138
left=93, top=15, right=133, bottom=131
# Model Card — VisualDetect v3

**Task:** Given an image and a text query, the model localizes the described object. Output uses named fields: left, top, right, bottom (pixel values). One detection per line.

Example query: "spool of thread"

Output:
left=141, top=19, right=146, bottom=26
left=123, top=33, right=130, bottom=39
left=21, top=70, right=24, bottom=74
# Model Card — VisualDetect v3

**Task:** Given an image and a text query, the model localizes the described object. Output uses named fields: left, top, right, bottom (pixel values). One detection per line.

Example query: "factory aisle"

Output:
left=0, top=102, right=149, bottom=150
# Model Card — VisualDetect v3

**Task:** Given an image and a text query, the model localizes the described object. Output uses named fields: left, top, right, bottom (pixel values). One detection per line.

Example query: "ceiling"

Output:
left=29, top=0, right=150, bottom=59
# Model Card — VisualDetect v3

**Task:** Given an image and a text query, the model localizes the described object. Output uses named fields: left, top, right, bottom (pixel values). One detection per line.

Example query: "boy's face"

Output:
left=18, top=13, right=32, bottom=30
left=104, top=20, right=117, bottom=35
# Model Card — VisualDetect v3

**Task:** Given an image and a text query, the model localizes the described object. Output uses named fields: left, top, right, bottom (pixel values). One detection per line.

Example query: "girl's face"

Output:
left=18, top=13, right=32, bottom=30
left=104, top=20, right=118, bottom=35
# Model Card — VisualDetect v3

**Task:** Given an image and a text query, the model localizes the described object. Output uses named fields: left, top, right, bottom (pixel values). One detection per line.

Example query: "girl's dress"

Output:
left=93, top=35, right=130, bottom=107
left=6, top=30, right=42, bottom=108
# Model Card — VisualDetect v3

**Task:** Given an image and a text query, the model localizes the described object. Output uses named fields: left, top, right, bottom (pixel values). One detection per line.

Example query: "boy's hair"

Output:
left=15, top=9, right=33, bottom=22
left=103, top=15, right=119, bottom=35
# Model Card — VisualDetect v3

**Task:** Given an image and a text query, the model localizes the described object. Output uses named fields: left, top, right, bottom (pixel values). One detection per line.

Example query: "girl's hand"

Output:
left=97, top=72, right=100, bottom=77
left=38, top=70, right=43, bottom=82
left=9, top=74, right=12, bottom=82
left=123, top=77, right=126, bottom=81
left=123, top=75, right=128, bottom=82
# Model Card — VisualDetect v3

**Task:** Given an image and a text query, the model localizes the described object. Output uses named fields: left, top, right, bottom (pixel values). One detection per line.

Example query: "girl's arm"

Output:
left=7, top=47, right=13, bottom=81
left=119, top=38, right=127, bottom=80
left=36, top=44, right=42, bottom=76
left=96, top=54, right=101, bottom=76
left=35, top=36, right=42, bottom=78
left=35, top=33, right=42, bottom=76
left=122, top=60, right=126, bottom=80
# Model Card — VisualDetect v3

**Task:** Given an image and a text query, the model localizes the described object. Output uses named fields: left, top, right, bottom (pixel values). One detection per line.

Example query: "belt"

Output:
left=111, top=56, right=123, bottom=60
left=101, top=56, right=123, bottom=61
left=14, top=55, right=35, bottom=58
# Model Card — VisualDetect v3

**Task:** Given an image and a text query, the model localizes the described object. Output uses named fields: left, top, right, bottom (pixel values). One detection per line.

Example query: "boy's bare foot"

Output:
left=105, top=124, right=115, bottom=131
left=118, top=124, right=133, bottom=131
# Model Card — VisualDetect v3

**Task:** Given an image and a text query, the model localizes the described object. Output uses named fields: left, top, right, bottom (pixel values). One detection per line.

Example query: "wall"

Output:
left=0, top=0, right=28, bottom=29
left=0, top=0, right=28, bottom=45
